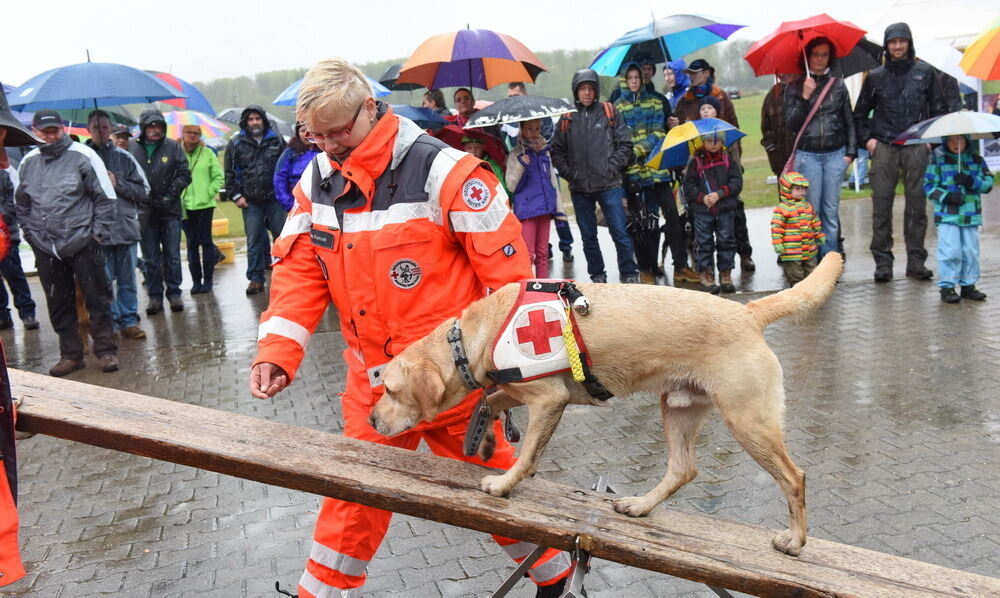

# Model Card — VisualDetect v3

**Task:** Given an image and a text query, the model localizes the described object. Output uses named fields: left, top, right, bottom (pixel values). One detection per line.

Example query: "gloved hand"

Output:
left=773, top=243, right=785, bottom=255
left=953, top=172, right=973, bottom=190
left=944, top=191, right=965, bottom=206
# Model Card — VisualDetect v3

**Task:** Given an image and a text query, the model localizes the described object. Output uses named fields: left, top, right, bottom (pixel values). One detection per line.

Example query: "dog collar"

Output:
left=447, top=319, right=482, bottom=390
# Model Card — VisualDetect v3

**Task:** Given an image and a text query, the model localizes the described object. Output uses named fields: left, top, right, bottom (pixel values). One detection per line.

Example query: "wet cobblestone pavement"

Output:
left=3, top=192, right=1000, bottom=597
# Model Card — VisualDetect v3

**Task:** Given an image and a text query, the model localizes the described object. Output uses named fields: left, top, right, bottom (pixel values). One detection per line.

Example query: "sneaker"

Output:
left=22, top=316, right=39, bottom=330
left=740, top=255, right=756, bottom=272
left=940, top=288, right=961, bottom=304
left=168, top=296, right=184, bottom=312
left=590, top=273, right=607, bottom=283
left=562, top=250, right=574, bottom=263
left=621, top=272, right=641, bottom=284
left=673, top=266, right=700, bottom=284
left=961, top=285, right=987, bottom=301
left=246, top=281, right=265, bottom=295
left=873, top=265, right=893, bottom=283
left=146, top=299, right=163, bottom=315
left=49, top=358, right=85, bottom=377
left=98, top=353, right=120, bottom=372
left=121, top=325, right=146, bottom=339
left=699, top=269, right=720, bottom=294
left=905, top=265, right=933, bottom=280
left=719, top=270, right=736, bottom=293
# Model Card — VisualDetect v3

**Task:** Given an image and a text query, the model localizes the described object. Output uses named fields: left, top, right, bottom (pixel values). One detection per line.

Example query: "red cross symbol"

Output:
left=469, top=185, right=484, bottom=201
left=515, top=309, right=563, bottom=355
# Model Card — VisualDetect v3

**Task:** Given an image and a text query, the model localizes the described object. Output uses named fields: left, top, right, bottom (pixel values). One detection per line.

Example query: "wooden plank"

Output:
left=10, top=368, right=1000, bottom=598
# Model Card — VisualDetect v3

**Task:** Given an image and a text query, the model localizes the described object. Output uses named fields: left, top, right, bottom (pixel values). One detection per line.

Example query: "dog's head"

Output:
left=369, top=355, right=452, bottom=437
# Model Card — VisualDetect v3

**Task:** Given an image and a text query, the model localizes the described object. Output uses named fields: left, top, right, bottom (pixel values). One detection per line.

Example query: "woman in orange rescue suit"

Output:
left=249, top=58, right=572, bottom=598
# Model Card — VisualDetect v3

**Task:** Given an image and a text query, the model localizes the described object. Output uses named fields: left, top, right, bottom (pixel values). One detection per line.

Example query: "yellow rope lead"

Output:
left=562, top=307, right=586, bottom=383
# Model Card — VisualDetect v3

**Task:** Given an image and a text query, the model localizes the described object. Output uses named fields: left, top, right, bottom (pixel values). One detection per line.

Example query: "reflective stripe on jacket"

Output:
left=254, top=106, right=532, bottom=408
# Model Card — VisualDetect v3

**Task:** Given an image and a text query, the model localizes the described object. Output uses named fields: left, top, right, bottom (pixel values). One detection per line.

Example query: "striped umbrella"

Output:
left=646, top=118, right=745, bottom=170
left=397, top=29, right=547, bottom=90
left=894, top=111, right=1000, bottom=145
left=162, top=110, right=231, bottom=139
left=960, top=19, right=1000, bottom=80
left=148, top=71, right=216, bottom=114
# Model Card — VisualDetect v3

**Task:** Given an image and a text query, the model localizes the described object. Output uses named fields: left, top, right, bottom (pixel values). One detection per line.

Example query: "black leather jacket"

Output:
left=784, top=74, right=857, bottom=157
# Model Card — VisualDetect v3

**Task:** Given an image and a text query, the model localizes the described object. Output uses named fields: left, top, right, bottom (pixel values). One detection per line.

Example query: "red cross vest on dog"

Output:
left=490, top=280, right=593, bottom=383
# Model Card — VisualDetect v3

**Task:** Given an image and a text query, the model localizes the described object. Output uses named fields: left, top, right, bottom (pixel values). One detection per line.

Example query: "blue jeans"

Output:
left=141, top=217, right=183, bottom=300
left=795, top=147, right=847, bottom=257
left=103, top=243, right=139, bottom=329
left=242, top=200, right=287, bottom=283
left=554, top=213, right=573, bottom=253
left=936, top=223, right=979, bottom=288
left=846, top=147, right=870, bottom=185
left=0, top=246, right=36, bottom=320
left=570, top=187, right=636, bottom=280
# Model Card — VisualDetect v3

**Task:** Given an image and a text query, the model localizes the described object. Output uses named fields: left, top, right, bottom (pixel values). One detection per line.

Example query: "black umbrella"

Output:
left=833, top=37, right=882, bottom=78
left=0, top=82, right=40, bottom=147
left=463, top=95, right=576, bottom=129
left=216, top=108, right=294, bottom=138
left=379, top=63, right=422, bottom=92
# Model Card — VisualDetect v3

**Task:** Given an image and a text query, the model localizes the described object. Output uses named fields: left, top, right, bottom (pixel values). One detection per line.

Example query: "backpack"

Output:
left=559, top=101, right=615, bottom=133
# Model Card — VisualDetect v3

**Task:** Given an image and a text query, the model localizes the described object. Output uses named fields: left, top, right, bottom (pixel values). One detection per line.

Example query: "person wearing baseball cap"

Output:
left=111, top=123, right=132, bottom=150
left=16, top=104, right=120, bottom=377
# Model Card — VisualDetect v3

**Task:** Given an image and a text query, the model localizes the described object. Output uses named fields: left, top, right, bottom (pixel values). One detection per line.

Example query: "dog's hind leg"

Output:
left=613, top=393, right=711, bottom=517
left=480, top=394, right=567, bottom=497
left=718, top=392, right=807, bottom=556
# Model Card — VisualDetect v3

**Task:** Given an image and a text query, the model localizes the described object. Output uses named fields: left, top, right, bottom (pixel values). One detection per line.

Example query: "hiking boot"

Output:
left=146, top=299, right=163, bottom=315
left=940, top=288, right=961, bottom=304
left=905, top=265, right=933, bottom=280
left=873, top=265, right=893, bottom=283
left=215, top=247, right=226, bottom=264
left=961, top=285, right=987, bottom=301
left=719, top=270, right=736, bottom=293
left=590, top=273, right=607, bottom=283
left=168, top=296, right=184, bottom=312
left=121, top=325, right=146, bottom=339
left=49, top=358, right=85, bottom=377
left=246, top=281, right=265, bottom=295
left=699, top=269, right=720, bottom=294
left=673, top=266, right=700, bottom=284
left=621, top=272, right=641, bottom=284
left=22, top=316, right=39, bottom=330
left=638, top=271, right=657, bottom=284
left=562, top=250, right=574, bottom=263
left=740, top=254, right=756, bottom=272
left=98, top=353, right=120, bottom=373
left=190, top=283, right=205, bottom=295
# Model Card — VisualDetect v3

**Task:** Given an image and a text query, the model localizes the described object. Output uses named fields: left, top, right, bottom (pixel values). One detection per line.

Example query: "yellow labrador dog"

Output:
left=371, top=253, right=843, bottom=556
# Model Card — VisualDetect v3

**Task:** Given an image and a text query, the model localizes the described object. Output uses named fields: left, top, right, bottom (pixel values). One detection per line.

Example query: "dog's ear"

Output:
left=410, top=359, right=446, bottom=421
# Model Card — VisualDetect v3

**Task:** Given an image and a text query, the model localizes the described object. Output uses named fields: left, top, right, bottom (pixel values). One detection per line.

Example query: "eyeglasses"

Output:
left=305, top=102, right=366, bottom=144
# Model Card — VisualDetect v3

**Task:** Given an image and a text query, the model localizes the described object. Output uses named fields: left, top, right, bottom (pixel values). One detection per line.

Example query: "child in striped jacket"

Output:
left=771, top=171, right=824, bottom=284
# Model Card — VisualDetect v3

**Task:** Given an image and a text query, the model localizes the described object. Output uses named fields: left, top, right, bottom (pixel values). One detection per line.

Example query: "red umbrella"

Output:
left=744, top=14, right=867, bottom=76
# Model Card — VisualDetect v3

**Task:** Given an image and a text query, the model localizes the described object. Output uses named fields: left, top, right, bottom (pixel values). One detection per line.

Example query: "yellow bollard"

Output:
left=216, top=241, right=236, bottom=264
left=211, top=218, right=230, bottom=237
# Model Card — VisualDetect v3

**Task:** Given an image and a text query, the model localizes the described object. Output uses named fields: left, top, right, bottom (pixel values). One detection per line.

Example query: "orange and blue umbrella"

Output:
left=397, top=29, right=547, bottom=90
left=148, top=71, right=216, bottom=115
left=960, top=18, right=1000, bottom=81
left=590, top=14, right=744, bottom=76
left=161, top=110, right=231, bottom=139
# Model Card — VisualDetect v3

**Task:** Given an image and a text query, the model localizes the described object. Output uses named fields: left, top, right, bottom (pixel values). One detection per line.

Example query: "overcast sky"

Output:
left=0, top=0, right=968, bottom=86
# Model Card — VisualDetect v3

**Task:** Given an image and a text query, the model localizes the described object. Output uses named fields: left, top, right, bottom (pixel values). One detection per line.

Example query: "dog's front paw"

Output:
left=771, top=530, right=804, bottom=556
left=476, top=429, right=496, bottom=462
left=480, top=474, right=513, bottom=497
left=612, top=496, right=653, bottom=517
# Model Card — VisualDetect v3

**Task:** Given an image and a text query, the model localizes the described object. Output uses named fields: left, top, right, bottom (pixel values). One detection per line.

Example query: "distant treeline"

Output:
left=194, top=40, right=769, bottom=123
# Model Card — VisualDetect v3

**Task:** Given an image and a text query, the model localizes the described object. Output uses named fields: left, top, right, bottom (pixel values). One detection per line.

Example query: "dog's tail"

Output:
left=745, top=252, right=844, bottom=330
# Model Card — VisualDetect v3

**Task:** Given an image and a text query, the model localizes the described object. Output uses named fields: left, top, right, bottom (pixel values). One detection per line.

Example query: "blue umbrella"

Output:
left=590, top=14, right=745, bottom=76
left=646, top=118, right=745, bottom=170
left=390, top=105, right=448, bottom=129
left=273, top=76, right=392, bottom=107
left=9, top=62, right=185, bottom=110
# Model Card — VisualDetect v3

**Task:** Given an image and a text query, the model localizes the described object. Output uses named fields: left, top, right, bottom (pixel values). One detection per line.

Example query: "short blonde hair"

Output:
left=296, top=57, right=373, bottom=124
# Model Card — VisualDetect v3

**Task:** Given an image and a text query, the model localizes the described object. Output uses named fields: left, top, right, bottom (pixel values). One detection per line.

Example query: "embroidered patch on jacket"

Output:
left=390, top=259, right=422, bottom=289
left=462, top=178, right=491, bottom=210
left=502, top=244, right=516, bottom=257
left=161, top=156, right=169, bottom=163
left=513, top=305, right=565, bottom=360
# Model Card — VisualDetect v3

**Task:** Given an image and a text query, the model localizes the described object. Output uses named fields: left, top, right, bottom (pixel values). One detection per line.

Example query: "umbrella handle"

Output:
left=803, top=47, right=810, bottom=77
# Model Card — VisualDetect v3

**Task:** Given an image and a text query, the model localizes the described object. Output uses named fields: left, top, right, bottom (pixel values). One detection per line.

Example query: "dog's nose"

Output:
left=368, top=413, right=378, bottom=429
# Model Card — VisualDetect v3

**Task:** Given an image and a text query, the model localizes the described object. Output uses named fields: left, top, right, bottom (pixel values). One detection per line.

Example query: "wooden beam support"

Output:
left=10, top=369, right=1000, bottom=598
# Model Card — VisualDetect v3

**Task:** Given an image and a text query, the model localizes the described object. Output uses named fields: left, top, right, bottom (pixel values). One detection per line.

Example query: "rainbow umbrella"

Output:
left=397, top=29, right=547, bottom=90
left=960, top=18, right=1000, bottom=81
left=646, top=117, right=745, bottom=169
left=148, top=71, right=216, bottom=114
left=162, top=110, right=231, bottom=139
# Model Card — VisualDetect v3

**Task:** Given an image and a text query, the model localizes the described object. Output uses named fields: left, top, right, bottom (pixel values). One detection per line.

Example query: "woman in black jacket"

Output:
left=783, top=37, right=856, bottom=258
